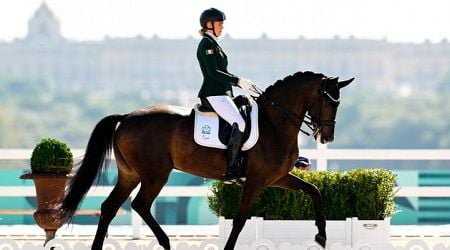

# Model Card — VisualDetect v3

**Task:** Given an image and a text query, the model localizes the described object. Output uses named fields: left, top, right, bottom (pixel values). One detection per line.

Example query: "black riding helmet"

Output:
left=200, top=8, right=226, bottom=36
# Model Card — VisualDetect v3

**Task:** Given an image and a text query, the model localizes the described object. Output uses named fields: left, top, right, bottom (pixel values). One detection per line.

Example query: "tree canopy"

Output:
left=0, top=78, right=448, bottom=151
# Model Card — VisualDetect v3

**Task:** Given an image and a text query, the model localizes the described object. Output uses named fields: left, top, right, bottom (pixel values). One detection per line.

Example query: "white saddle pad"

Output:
left=193, top=98, right=259, bottom=151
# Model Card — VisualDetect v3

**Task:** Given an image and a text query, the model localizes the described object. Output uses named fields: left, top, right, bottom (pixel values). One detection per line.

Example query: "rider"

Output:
left=197, top=8, right=255, bottom=185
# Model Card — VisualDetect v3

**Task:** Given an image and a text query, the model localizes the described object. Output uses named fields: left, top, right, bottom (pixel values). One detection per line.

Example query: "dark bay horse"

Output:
left=60, top=71, right=353, bottom=249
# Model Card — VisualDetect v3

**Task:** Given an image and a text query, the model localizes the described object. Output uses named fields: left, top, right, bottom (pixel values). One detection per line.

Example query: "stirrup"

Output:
left=233, top=177, right=246, bottom=186
left=223, top=175, right=246, bottom=186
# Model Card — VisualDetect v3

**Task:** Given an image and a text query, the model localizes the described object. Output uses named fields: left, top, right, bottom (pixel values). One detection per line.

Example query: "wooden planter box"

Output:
left=219, top=217, right=390, bottom=247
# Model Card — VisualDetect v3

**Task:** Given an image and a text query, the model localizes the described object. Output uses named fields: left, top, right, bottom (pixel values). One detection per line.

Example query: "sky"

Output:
left=1, top=0, right=450, bottom=43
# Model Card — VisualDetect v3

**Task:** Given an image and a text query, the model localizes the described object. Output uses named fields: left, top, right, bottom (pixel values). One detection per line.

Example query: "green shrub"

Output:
left=207, top=168, right=396, bottom=220
left=30, top=137, right=73, bottom=173
left=347, top=169, right=397, bottom=220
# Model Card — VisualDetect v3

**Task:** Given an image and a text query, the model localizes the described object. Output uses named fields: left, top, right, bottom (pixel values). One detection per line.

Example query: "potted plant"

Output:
left=20, top=137, right=74, bottom=245
left=208, top=168, right=396, bottom=247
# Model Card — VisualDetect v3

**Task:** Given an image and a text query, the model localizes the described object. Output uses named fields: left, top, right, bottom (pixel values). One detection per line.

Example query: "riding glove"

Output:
left=238, top=78, right=256, bottom=90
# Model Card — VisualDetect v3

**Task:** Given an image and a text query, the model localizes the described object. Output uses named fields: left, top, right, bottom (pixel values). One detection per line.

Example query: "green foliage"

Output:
left=207, top=182, right=243, bottom=219
left=347, top=169, right=397, bottom=219
left=30, top=138, right=73, bottom=173
left=207, top=169, right=396, bottom=220
left=0, top=76, right=449, bottom=150
left=0, top=78, right=162, bottom=148
left=334, top=91, right=450, bottom=149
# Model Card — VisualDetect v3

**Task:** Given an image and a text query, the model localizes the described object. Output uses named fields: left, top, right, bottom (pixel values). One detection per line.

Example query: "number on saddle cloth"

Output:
left=194, top=95, right=259, bottom=150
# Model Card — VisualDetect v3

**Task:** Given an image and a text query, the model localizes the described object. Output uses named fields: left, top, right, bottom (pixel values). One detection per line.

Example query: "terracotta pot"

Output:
left=20, top=172, right=74, bottom=245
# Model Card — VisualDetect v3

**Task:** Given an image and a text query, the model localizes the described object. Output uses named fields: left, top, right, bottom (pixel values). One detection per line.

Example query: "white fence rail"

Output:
left=1, top=146, right=450, bottom=238
left=2, top=238, right=447, bottom=250
left=2, top=146, right=450, bottom=168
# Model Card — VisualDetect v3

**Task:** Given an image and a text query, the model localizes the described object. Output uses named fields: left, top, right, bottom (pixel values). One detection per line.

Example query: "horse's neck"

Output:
left=259, top=75, right=320, bottom=151
left=259, top=93, right=307, bottom=148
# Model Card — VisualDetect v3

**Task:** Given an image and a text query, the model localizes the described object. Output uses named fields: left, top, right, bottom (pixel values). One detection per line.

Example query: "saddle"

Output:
left=193, top=95, right=259, bottom=150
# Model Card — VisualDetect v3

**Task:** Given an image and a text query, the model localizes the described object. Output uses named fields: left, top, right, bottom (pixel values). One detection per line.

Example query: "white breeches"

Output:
left=206, top=95, right=246, bottom=132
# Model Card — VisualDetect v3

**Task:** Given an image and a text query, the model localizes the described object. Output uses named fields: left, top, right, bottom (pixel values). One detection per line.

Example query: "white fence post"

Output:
left=316, top=142, right=328, bottom=171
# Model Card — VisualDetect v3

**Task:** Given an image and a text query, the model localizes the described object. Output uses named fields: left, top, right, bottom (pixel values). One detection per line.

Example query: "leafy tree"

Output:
left=0, top=78, right=448, bottom=153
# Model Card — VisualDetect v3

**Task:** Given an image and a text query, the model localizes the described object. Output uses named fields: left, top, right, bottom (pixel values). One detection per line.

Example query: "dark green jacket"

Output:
left=197, top=33, right=239, bottom=98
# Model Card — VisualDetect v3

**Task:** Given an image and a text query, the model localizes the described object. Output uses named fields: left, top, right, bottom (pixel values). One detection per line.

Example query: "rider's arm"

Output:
left=200, top=42, right=239, bottom=85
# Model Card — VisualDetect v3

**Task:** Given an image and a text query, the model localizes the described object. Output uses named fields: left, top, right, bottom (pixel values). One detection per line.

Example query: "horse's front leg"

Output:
left=224, top=183, right=264, bottom=250
left=271, top=173, right=326, bottom=248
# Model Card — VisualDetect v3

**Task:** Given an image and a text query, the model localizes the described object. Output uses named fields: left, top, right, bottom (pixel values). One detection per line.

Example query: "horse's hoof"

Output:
left=315, top=234, right=326, bottom=248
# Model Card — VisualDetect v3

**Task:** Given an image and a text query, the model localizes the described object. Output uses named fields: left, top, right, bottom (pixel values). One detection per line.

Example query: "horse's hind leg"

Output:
left=272, top=173, right=326, bottom=248
left=92, top=175, right=139, bottom=250
left=131, top=171, right=172, bottom=250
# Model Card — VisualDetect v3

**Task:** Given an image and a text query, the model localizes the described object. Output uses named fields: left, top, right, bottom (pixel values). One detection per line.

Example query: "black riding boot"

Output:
left=223, top=123, right=246, bottom=185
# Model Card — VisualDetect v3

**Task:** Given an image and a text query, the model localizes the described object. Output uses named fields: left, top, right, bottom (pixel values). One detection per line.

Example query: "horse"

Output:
left=59, top=71, right=353, bottom=250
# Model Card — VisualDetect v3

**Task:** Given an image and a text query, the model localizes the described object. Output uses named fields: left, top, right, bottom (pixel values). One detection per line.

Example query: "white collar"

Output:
left=205, top=31, right=220, bottom=43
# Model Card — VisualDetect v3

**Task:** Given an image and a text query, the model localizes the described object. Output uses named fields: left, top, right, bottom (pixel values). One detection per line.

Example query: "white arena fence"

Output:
left=1, top=238, right=450, bottom=250
left=1, top=146, right=450, bottom=239
left=2, top=146, right=449, bottom=171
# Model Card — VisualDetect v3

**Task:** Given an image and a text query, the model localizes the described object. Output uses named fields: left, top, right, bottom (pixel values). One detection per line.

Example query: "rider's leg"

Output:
left=206, top=96, right=246, bottom=184
left=224, top=123, right=246, bottom=184
left=206, top=96, right=245, bottom=132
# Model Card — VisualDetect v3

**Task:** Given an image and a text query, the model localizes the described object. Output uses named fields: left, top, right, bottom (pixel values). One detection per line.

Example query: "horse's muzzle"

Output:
left=321, top=136, right=334, bottom=144
left=315, top=131, right=334, bottom=144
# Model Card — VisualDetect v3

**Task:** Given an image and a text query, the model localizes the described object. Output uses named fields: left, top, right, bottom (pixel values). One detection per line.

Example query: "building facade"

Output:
left=0, top=3, right=449, bottom=93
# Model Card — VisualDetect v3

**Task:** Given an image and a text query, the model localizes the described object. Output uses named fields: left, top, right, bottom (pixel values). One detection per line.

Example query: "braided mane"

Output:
left=264, top=71, right=324, bottom=97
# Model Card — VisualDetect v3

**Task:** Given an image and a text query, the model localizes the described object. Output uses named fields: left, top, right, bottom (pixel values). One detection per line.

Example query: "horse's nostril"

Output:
left=321, top=136, right=334, bottom=144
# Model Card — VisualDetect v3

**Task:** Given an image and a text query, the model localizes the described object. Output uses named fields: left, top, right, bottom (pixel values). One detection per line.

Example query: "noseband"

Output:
left=305, top=78, right=340, bottom=136
left=254, top=78, right=340, bottom=137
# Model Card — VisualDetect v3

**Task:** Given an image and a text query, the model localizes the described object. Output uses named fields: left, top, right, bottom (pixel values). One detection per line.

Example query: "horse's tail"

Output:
left=60, top=114, right=126, bottom=221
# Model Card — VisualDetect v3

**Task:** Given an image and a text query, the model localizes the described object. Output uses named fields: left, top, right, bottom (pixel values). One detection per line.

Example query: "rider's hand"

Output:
left=238, top=78, right=255, bottom=90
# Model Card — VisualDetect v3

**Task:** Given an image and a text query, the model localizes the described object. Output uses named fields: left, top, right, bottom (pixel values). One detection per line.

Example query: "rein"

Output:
left=250, top=78, right=339, bottom=137
left=251, top=85, right=313, bottom=136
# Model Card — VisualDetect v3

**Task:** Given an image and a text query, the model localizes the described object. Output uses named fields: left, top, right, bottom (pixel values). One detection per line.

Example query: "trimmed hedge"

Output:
left=30, top=137, right=74, bottom=173
left=207, top=168, right=396, bottom=220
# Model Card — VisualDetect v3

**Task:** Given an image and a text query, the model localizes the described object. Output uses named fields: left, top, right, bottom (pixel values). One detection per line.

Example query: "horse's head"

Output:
left=258, top=71, right=353, bottom=144
left=306, top=77, right=354, bottom=143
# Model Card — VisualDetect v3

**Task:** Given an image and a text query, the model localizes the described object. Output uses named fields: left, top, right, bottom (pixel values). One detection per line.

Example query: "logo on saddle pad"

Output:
left=201, top=125, right=212, bottom=138
left=194, top=99, right=259, bottom=151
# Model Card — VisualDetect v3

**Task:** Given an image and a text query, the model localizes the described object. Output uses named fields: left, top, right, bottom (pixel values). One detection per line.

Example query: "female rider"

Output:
left=197, top=8, right=255, bottom=185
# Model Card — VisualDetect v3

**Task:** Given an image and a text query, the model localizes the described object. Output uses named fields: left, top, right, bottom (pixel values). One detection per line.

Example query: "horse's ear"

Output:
left=338, top=78, right=354, bottom=89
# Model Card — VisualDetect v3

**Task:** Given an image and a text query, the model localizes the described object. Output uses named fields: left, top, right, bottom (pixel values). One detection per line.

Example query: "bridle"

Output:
left=251, top=78, right=340, bottom=137
left=305, top=78, right=340, bottom=136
